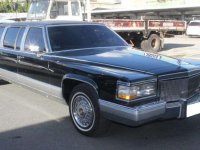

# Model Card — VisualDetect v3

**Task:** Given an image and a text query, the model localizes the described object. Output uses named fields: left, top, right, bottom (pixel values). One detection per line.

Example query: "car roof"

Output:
left=0, top=20, right=102, bottom=27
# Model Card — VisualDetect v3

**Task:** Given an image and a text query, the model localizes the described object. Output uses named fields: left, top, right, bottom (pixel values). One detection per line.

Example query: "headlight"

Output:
left=117, top=82, right=157, bottom=101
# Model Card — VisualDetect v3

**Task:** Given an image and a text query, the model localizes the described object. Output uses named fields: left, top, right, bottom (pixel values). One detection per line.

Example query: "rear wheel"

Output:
left=69, top=84, right=110, bottom=136
left=146, top=34, right=161, bottom=53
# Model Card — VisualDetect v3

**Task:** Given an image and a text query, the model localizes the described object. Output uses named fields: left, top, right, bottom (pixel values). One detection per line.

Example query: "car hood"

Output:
left=48, top=46, right=200, bottom=75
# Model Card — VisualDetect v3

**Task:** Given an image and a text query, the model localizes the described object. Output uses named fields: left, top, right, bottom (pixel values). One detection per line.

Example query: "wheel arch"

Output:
left=61, top=73, right=98, bottom=104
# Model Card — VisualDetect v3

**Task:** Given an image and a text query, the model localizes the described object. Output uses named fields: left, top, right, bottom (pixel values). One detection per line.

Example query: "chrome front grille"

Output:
left=160, top=75, right=200, bottom=101
left=188, top=75, right=200, bottom=97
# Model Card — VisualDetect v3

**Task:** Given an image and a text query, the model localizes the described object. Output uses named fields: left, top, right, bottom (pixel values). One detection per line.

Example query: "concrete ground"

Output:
left=160, top=35, right=200, bottom=60
left=1, top=35, right=200, bottom=150
left=1, top=83, right=200, bottom=150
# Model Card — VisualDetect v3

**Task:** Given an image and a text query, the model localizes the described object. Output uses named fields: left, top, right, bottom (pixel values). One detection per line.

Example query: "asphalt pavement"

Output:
left=1, top=35, right=200, bottom=150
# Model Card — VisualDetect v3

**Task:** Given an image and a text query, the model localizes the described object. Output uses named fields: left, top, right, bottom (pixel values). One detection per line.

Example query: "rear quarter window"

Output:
left=3, top=27, right=20, bottom=49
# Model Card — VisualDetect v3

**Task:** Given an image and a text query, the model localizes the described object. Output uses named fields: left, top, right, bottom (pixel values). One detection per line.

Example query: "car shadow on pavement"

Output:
left=0, top=80, right=10, bottom=85
left=0, top=116, right=200, bottom=150
left=162, top=44, right=194, bottom=51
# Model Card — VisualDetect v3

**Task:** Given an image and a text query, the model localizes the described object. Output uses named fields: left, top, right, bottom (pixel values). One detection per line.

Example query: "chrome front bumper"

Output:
left=99, top=95, right=200, bottom=126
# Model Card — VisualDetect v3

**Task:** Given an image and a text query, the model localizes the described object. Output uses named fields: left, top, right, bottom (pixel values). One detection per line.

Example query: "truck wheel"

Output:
left=69, top=83, right=110, bottom=136
left=147, top=34, right=161, bottom=53
left=140, top=40, right=148, bottom=51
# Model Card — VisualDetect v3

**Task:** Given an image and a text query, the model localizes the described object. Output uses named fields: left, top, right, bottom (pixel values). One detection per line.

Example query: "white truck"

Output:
left=26, top=0, right=187, bottom=52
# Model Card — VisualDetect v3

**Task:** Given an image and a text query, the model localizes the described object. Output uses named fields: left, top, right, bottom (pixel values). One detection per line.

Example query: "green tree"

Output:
left=0, top=0, right=30, bottom=13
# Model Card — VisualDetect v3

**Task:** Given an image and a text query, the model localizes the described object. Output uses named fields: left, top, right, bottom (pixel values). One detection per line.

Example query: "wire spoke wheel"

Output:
left=69, top=84, right=110, bottom=136
left=71, top=92, right=95, bottom=131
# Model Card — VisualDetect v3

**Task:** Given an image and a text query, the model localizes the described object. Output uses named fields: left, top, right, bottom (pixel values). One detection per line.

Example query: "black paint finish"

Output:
left=0, top=48, right=18, bottom=73
left=17, top=52, right=49, bottom=83
left=0, top=21, right=200, bottom=107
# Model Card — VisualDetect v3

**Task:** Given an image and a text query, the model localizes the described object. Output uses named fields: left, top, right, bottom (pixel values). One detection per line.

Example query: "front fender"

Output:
left=61, top=73, right=99, bottom=104
left=62, top=73, right=98, bottom=91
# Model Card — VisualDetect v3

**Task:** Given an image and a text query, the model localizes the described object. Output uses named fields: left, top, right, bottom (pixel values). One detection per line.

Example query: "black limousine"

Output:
left=0, top=21, right=200, bottom=136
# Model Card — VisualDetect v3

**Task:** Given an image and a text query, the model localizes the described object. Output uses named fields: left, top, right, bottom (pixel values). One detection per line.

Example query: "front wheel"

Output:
left=69, top=84, right=110, bottom=136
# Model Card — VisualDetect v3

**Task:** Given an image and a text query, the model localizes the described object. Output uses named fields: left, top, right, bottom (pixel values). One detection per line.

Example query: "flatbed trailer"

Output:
left=26, top=0, right=187, bottom=52
left=93, top=19, right=187, bottom=52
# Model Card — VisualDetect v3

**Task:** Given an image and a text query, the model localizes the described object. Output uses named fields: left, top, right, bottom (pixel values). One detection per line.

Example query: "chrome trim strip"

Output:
left=45, top=46, right=129, bottom=54
left=14, top=27, right=24, bottom=50
left=20, top=26, right=29, bottom=51
left=0, top=68, right=65, bottom=103
left=42, top=26, right=50, bottom=53
left=117, top=78, right=157, bottom=86
left=46, top=24, right=105, bottom=28
left=45, top=26, right=52, bottom=53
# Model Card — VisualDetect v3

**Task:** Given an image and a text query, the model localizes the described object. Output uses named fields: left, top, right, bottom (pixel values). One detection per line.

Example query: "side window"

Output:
left=0, top=27, right=5, bottom=41
left=16, top=27, right=25, bottom=50
left=3, top=27, right=20, bottom=49
left=24, top=27, right=45, bottom=52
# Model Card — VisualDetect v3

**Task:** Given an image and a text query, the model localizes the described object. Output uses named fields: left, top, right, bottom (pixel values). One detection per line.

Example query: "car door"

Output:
left=17, top=27, right=50, bottom=95
left=0, top=26, right=25, bottom=82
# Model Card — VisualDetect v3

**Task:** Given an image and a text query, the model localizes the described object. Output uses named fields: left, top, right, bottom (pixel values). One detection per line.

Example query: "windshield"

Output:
left=27, top=0, right=49, bottom=19
left=48, top=25, right=128, bottom=52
